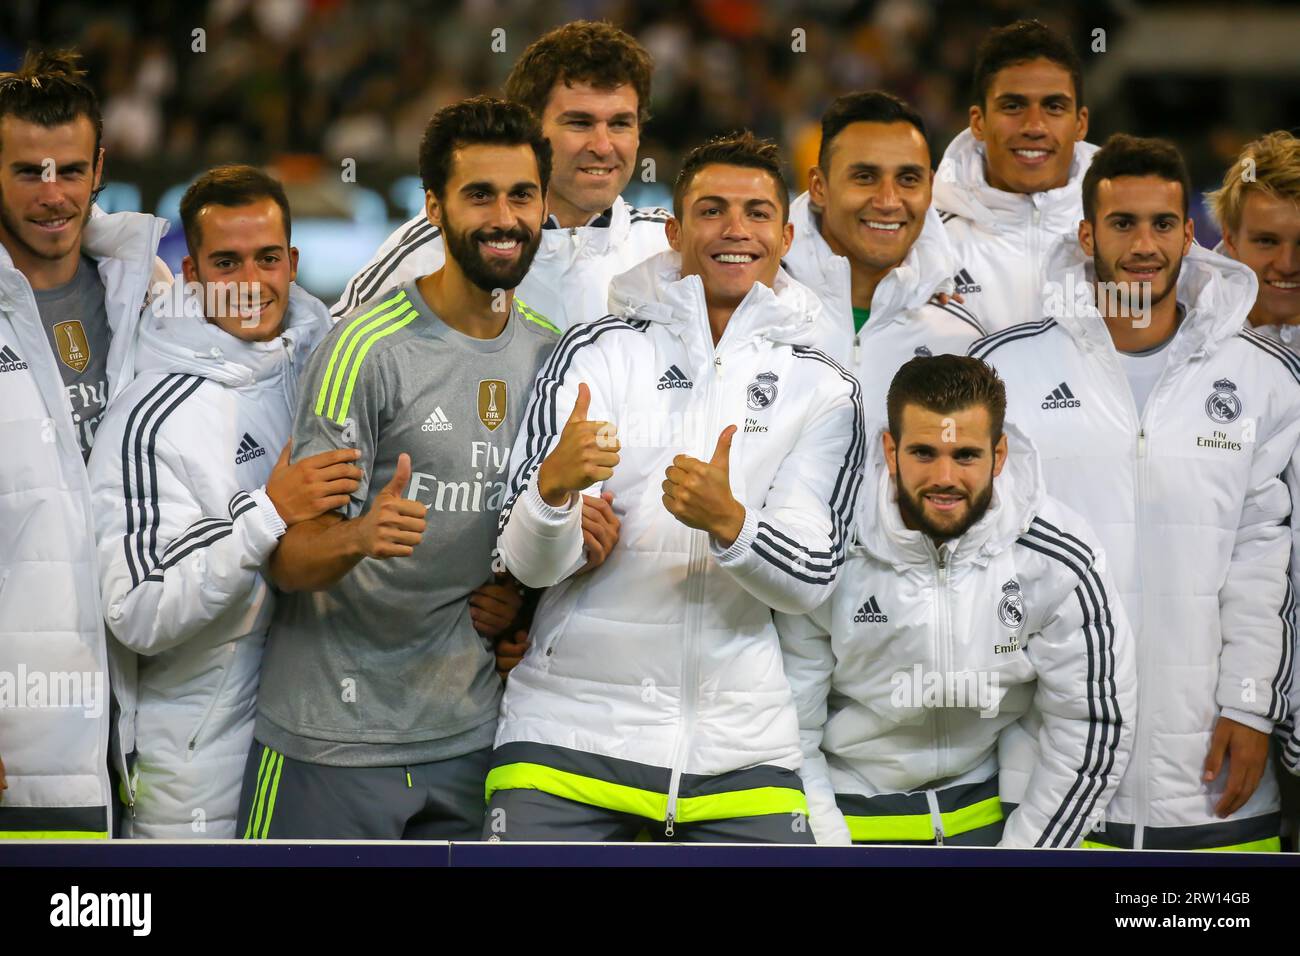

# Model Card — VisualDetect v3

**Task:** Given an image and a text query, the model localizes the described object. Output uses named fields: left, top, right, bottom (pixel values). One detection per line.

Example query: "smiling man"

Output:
left=334, top=20, right=669, bottom=332
left=935, top=19, right=1096, bottom=332
left=0, top=49, right=169, bottom=840
left=485, top=132, right=863, bottom=843
left=970, top=134, right=1300, bottom=851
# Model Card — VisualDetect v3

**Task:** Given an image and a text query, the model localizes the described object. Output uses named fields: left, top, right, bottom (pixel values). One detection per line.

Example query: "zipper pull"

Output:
left=853, top=334, right=861, bottom=367
left=1137, top=428, right=1147, bottom=458
left=664, top=812, right=675, bottom=838
left=714, top=355, right=722, bottom=378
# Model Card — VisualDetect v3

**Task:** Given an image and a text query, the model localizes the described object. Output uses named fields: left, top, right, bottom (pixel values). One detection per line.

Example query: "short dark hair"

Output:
left=972, top=19, right=1083, bottom=110
left=1082, top=133, right=1191, bottom=222
left=886, top=355, right=1007, bottom=444
left=818, top=91, right=929, bottom=172
left=505, top=20, right=653, bottom=126
left=0, top=48, right=103, bottom=162
left=418, top=95, right=552, bottom=200
left=673, top=131, right=789, bottom=221
left=179, top=164, right=292, bottom=257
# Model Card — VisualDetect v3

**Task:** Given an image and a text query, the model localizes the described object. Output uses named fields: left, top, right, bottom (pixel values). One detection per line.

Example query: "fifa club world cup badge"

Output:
left=1204, top=378, right=1242, bottom=424
left=478, top=379, right=506, bottom=431
left=746, top=371, right=779, bottom=411
left=998, top=579, right=1025, bottom=630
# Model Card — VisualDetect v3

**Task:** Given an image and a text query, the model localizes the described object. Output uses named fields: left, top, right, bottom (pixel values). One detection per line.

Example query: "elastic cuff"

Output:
left=1219, top=707, right=1274, bottom=736
left=525, top=482, right=580, bottom=528
left=710, top=507, right=756, bottom=564
left=249, top=487, right=288, bottom=539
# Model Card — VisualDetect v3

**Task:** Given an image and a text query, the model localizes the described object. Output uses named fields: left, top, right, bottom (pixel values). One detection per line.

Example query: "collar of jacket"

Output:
left=785, top=191, right=959, bottom=328
left=934, top=128, right=1100, bottom=236
left=535, top=196, right=631, bottom=263
left=857, top=418, right=1045, bottom=571
left=1046, top=239, right=1260, bottom=363
left=133, top=282, right=331, bottom=387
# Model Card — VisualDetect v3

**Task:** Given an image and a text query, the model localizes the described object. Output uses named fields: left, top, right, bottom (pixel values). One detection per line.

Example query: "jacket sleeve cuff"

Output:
left=1220, top=707, right=1274, bottom=735
left=524, top=482, right=581, bottom=530
left=710, top=507, right=757, bottom=565
left=249, top=487, right=288, bottom=540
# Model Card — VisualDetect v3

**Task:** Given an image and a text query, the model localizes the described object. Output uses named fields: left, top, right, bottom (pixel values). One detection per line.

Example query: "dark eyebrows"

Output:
left=556, top=110, right=637, bottom=123
left=206, top=244, right=285, bottom=260
left=459, top=180, right=538, bottom=195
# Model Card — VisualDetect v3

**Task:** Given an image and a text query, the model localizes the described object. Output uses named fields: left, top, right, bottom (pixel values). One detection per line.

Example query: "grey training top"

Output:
left=257, top=280, right=559, bottom=766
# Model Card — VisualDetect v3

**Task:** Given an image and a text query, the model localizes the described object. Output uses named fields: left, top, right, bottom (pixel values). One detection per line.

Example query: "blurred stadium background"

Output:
left=3, top=0, right=1297, bottom=302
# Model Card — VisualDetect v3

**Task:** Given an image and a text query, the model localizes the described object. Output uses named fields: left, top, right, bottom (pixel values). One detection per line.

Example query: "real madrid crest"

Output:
left=746, top=371, right=779, bottom=411
left=998, top=579, right=1025, bottom=630
left=1205, top=378, right=1241, bottom=424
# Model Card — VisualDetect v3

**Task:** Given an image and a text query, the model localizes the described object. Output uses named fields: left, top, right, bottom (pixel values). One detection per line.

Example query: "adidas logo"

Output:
left=853, top=595, right=889, bottom=624
left=0, top=345, right=28, bottom=373
left=235, top=432, right=267, bottom=464
left=1041, top=382, right=1081, bottom=410
left=657, top=365, right=694, bottom=390
left=953, top=268, right=981, bottom=295
left=422, top=407, right=454, bottom=432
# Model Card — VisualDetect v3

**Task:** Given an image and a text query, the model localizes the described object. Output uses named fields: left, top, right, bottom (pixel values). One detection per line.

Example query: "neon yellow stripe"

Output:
left=486, top=762, right=806, bottom=823
left=314, top=291, right=408, bottom=418
left=259, top=753, right=285, bottom=839
left=844, top=795, right=1003, bottom=843
left=0, top=831, right=108, bottom=840
left=334, top=308, right=417, bottom=424
left=325, top=301, right=413, bottom=422
left=515, top=298, right=559, bottom=333
left=1082, top=836, right=1282, bottom=852
left=246, top=746, right=274, bottom=839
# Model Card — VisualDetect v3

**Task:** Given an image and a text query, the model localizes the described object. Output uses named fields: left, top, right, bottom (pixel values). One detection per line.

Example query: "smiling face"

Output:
left=429, top=142, right=546, bottom=294
left=181, top=197, right=297, bottom=342
left=668, top=163, right=793, bottom=314
left=971, top=58, right=1088, bottom=195
left=539, top=80, right=639, bottom=227
left=0, top=114, right=102, bottom=280
left=883, top=402, right=1007, bottom=543
left=1224, top=190, right=1300, bottom=326
left=810, top=120, right=931, bottom=274
left=1080, top=174, right=1193, bottom=314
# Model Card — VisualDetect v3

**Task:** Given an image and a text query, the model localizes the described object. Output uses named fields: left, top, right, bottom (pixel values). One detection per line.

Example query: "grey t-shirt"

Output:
left=33, top=255, right=110, bottom=461
left=257, top=280, right=559, bottom=766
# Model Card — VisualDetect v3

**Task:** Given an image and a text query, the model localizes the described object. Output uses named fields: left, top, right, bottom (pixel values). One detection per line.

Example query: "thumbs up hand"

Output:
left=662, top=425, right=745, bottom=546
left=352, top=452, right=428, bottom=559
left=536, top=382, right=621, bottom=507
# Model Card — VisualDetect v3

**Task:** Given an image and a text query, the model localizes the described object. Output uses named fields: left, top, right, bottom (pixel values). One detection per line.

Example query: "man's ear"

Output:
left=969, top=105, right=985, bottom=142
left=1222, top=227, right=1239, bottom=259
left=882, top=428, right=898, bottom=473
left=425, top=190, right=442, bottom=229
left=780, top=218, right=794, bottom=257
left=1076, top=105, right=1089, bottom=143
left=92, top=145, right=105, bottom=194
left=1182, top=215, right=1195, bottom=256
left=808, top=166, right=828, bottom=211
left=288, top=246, right=299, bottom=284
left=666, top=216, right=681, bottom=253
left=1078, top=218, right=1095, bottom=257
left=181, top=254, right=197, bottom=286
left=992, top=431, right=1009, bottom=478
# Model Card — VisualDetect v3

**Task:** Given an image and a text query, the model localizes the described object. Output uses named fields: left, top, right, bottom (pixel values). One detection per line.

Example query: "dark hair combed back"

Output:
left=972, top=19, right=1083, bottom=110
left=818, top=91, right=929, bottom=171
left=418, top=95, right=552, bottom=200
left=179, top=164, right=293, bottom=256
left=0, top=48, right=103, bottom=158
left=673, top=130, right=789, bottom=220
left=887, top=355, right=1007, bottom=443
left=1082, top=133, right=1191, bottom=221
left=505, top=20, right=653, bottom=125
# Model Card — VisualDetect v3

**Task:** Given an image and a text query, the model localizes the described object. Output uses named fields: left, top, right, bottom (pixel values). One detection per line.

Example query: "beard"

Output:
left=0, top=185, right=91, bottom=263
left=894, top=464, right=995, bottom=543
left=1093, top=247, right=1183, bottom=316
left=441, top=212, right=540, bottom=294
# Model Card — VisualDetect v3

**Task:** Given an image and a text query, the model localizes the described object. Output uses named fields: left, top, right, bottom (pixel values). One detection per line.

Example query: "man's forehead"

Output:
left=1241, top=189, right=1300, bottom=231
left=900, top=403, right=992, bottom=439
left=196, top=199, right=287, bottom=249
left=827, top=121, right=929, bottom=171
left=988, top=58, right=1075, bottom=99
left=447, top=142, right=541, bottom=185
left=0, top=114, right=96, bottom=157
left=544, top=79, right=639, bottom=117
left=684, top=164, right=781, bottom=203
left=1096, top=175, right=1183, bottom=215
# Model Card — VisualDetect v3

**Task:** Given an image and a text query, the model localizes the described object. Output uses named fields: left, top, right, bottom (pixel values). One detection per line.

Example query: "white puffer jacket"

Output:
left=777, top=423, right=1136, bottom=847
left=332, top=196, right=671, bottom=330
left=88, top=284, right=329, bottom=838
left=490, top=251, right=865, bottom=830
left=970, top=243, right=1300, bottom=850
left=934, top=129, right=1099, bottom=334
left=0, top=210, right=168, bottom=838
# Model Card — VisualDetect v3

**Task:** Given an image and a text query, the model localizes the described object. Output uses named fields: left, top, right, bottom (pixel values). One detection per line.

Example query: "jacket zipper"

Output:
left=186, top=642, right=239, bottom=759
left=932, top=542, right=952, bottom=785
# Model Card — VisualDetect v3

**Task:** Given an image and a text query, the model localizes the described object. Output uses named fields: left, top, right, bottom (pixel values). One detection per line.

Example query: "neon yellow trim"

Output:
left=334, top=308, right=417, bottom=424
left=515, top=298, right=560, bottom=334
left=844, top=795, right=1003, bottom=843
left=245, top=745, right=273, bottom=839
left=259, top=753, right=285, bottom=839
left=486, top=762, right=808, bottom=822
left=315, top=291, right=407, bottom=417
left=1082, top=836, right=1281, bottom=852
left=0, top=831, right=108, bottom=840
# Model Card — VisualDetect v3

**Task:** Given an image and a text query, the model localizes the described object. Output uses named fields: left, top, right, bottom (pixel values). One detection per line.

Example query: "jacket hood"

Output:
left=785, top=191, right=958, bottom=322
left=607, top=248, right=829, bottom=348
left=134, top=282, right=331, bottom=386
left=858, top=417, right=1044, bottom=570
left=934, top=128, right=1099, bottom=236
left=1045, top=239, right=1260, bottom=359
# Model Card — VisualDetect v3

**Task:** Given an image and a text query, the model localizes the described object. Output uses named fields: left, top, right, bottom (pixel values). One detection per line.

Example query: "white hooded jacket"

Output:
left=490, top=251, right=865, bottom=829
left=88, top=283, right=329, bottom=838
left=0, top=209, right=168, bottom=838
left=935, top=129, right=1099, bottom=333
left=777, top=422, right=1136, bottom=847
left=970, top=243, right=1300, bottom=849
left=332, top=196, right=671, bottom=330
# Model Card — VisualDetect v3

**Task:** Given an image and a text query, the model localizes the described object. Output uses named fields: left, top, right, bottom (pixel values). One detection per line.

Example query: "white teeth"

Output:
left=580, top=168, right=612, bottom=176
left=715, top=253, right=756, bottom=263
left=865, top=221, right=902, bottom=231
left=485, top=240, right=518, bottom=249
left=1014, top=149, right=1049, bottom=159
left=1268, top=281, right=1299, bottom=289
left=36, top=217, right=70, bottom=227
